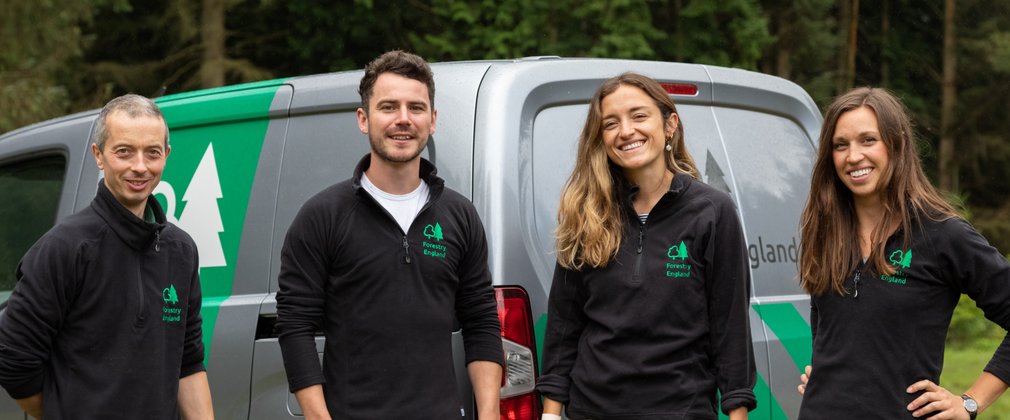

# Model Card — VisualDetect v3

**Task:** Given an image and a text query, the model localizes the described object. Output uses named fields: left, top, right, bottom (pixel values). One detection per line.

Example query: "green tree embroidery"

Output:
left=900, top=249, right=912, bottom=269
left=424, top=223, right=444, bottom=241
left=163, top=284, right=179, bottom=305
left=668, top=241, right=688, bottom=260
left=889, top=249, right=912, bottom=269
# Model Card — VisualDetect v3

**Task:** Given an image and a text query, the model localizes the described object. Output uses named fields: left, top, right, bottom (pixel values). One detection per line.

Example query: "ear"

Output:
left=430, top=108, right=437, bottom=135
left=357, top=107, right=369, bottom=135
left=91, top=143, right=104, bottom=171
left=665, top=113, right=680, bottom=138
left=165, top=145, right=171, bottom=159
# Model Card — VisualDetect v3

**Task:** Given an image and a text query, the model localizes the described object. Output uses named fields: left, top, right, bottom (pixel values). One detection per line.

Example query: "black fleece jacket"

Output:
left=276, top=155, right=503, bottom=419
left=799, top=216, right=1010, bottom=419
left=0, top=181, right=205, bottom=419
left=537, top=172, right=757, bottom=419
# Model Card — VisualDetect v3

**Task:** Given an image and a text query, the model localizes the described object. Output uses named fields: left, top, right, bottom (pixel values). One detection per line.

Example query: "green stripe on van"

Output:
left=157, top=82, right=285, bottom=362
left=535, top=313, right=547, bottom=370
left=754, top=302, right=812, bottom=372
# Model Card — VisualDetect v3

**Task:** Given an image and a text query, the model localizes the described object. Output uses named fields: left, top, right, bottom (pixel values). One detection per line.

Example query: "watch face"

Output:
left=964, top=397, right=978, bottom=412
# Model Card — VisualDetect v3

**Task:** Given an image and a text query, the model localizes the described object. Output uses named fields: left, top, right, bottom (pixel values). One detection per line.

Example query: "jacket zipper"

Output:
left=632, top=223, right=645, bottom=282
left=402, top=235, right=411, bottom=264
left=852, top=270, right=861, bottom=298
left=135, top=259, right=146, bottom=326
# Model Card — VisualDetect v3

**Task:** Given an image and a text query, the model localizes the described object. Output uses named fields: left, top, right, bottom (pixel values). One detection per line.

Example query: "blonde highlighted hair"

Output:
left=799, top=87, right=958, bottom=296
left=556, top=73, right=699, bottom=269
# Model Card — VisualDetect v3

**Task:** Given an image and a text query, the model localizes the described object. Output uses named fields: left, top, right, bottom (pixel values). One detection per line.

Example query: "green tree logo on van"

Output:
left=424, top=223, right=444, bottom=241
left=889, top=249, right=912, bottom=269
left=668, top=241, right=688, bottom=261
left=163, top=284, right=180, bottom=305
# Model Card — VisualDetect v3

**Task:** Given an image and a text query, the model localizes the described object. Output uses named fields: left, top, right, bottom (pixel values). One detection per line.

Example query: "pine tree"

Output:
left=165, top=284, right=179, bottom=305
left=433, top=223, right=443, bottom=241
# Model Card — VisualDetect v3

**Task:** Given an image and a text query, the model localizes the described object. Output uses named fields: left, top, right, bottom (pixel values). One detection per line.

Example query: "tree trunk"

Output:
left=674, top=0, right=683, bottom=62
left=939, top=0, right=957, bottom=191
left=836, top=0, right=852, bottom=94
left=776, top=5, right=793, bottom=80
left=881, top=0, right=890, bottom=87
left=845, top=0, right=859, bottom=91
left=200, top=0, right=226, bottom=88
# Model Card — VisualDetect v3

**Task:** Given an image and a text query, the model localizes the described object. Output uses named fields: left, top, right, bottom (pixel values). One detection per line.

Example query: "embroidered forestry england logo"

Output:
left=422, top=222, right=447, bottom=259
left=664, top=240, right=692, bottom=278
left=162, top=284, right=182, bottom=323
left=881, top=248, right=912, bottom=285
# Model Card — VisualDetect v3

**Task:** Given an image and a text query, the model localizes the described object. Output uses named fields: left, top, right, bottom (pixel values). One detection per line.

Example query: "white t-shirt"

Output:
left=361, top=173, right=430, bottom=233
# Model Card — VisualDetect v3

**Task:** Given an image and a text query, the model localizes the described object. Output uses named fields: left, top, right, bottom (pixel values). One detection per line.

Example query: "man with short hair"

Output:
left=276, top=50, right=504, bottom=419
left=0, top=94, right=213, bottom=419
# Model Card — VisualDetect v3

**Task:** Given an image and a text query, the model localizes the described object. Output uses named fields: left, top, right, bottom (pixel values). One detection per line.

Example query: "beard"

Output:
left=369, top=132, right=429, bottom=163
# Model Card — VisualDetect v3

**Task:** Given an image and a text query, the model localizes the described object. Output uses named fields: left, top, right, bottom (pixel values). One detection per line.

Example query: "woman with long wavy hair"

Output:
left=796, top=87, right=1010, bottom=419
left=535, top=73, right=756, bottom=420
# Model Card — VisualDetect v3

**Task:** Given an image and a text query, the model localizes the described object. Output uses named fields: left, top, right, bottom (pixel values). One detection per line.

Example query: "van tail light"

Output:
left=661, top=82, right=699, bottom=96
left=495, top=286, right=542, bottom=420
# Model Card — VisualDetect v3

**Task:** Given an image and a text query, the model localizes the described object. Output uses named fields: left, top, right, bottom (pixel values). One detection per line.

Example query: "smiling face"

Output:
left=600, top=85, right=677, bottom=177
left=92, top=110, right=170, bottom=218
left=357, top=72, right=436, bottom=166
left=832, top=106, right=890, bottom=207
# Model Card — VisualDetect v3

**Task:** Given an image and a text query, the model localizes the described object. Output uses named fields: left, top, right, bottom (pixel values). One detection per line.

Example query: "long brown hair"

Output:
left=799, top=87, right=958, bottom=296
left=556, top=73, right=699, bottom=269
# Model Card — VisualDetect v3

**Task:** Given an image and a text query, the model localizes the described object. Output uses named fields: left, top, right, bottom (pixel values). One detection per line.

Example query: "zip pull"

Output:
left=402, top=236, right=411, bottom=264
left=154, top=229, right=161, bottom=252
left=637, top=225, right=644, bottom=254
left=852, top=271, right=860, bottom=298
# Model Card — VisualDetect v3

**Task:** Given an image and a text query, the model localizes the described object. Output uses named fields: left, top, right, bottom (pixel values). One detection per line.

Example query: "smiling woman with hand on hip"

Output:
left=535, top=73, right=757, bottom=420
left=797, top=87, right=1010, bottom=419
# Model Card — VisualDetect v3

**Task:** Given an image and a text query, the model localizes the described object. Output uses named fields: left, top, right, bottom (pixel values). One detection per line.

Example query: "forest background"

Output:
left=3, top=0, right=1010, bottom=404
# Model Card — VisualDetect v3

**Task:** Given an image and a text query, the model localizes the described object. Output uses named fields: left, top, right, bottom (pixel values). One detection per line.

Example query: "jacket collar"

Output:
left=92, top=180, right=167, bottom=250
left=350, top=154, right=445, bottom=197
left=620, top=170, right=692, bottom=220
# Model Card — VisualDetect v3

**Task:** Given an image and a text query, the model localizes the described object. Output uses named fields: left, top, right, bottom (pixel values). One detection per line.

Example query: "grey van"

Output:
left=0, top=57, right=820, bottom=419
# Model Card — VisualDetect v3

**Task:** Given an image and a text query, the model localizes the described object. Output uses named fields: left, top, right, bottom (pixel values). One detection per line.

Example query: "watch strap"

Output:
left=961, top=394, right=978, bottom=420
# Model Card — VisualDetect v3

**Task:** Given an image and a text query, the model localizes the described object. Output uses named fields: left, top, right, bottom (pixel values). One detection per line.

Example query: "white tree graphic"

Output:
left=152, top=144, right=228, bottom=268
left=176, top=143, right=226, bottom=268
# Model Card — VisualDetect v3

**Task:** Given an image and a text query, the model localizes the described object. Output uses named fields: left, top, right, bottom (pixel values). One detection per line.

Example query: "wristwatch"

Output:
left=962, top=394, right=978, bottom=420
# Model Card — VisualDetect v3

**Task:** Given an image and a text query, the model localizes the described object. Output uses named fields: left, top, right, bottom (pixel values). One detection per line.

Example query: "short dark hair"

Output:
left=93, top=93, right=168, bottom=150
left=358, top=50, right=435, bottom=111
